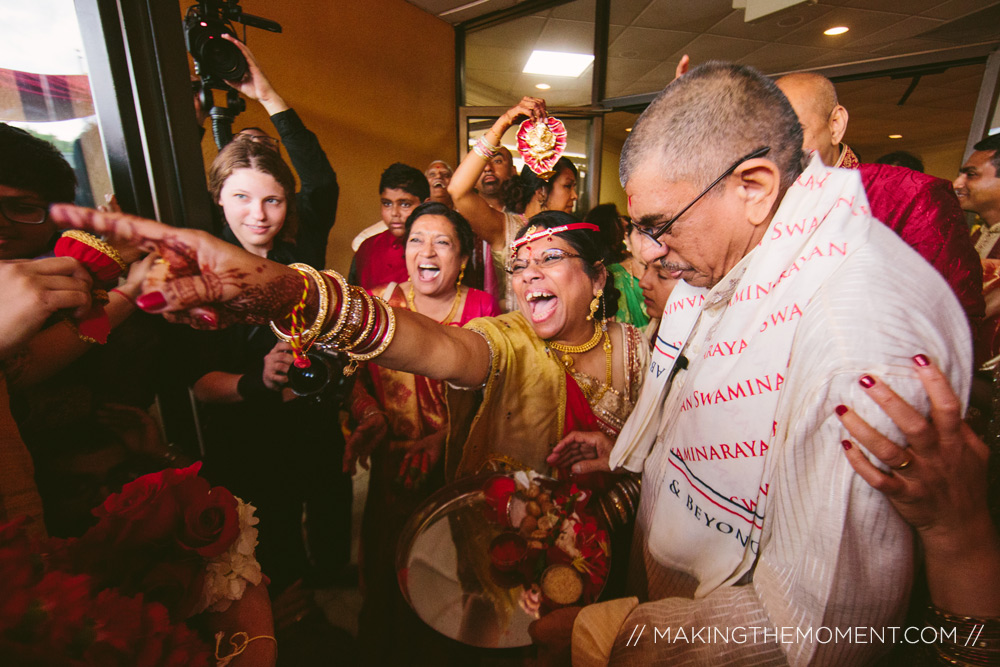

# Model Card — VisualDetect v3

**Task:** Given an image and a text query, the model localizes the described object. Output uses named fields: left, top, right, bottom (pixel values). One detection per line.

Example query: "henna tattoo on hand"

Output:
left=225, top=273, right=303, bottom=323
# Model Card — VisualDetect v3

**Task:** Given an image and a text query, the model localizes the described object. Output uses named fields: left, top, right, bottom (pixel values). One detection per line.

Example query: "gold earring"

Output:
left=456, top=263, right=466, bottom=287
left=587, top=288, right=603, bottom=321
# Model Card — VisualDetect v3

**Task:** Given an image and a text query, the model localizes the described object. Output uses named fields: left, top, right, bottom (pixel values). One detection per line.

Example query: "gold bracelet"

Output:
left=348, top=298, right=397, bottom=362
left=350, top=296, right=388, bottom=355
left=270, top=264, right=329, bottom=345
left=333, top=285, right=366, bottom=347
left=316, top=269, right=351, bottom=344
left=344, top=288, right=377, bottom=351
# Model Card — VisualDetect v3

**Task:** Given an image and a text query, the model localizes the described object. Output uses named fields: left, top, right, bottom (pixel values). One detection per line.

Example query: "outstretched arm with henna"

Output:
left=52, top=205, right=493, bottom=389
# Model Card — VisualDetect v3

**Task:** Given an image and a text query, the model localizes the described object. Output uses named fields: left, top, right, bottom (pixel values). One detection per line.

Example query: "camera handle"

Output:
left=207, top=88, right=246, bottom=150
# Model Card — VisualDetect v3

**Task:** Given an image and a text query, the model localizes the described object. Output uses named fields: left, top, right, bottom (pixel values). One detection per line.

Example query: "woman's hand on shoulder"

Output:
left=835, top=355, right=991, bottom=545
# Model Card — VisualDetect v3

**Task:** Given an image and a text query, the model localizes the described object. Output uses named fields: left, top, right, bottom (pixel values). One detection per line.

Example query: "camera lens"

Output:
left=287, top=353, right=331, bottom=397
left=202, top=38, right=247, bottom=81
left=185, top=16, right=248, bottom=84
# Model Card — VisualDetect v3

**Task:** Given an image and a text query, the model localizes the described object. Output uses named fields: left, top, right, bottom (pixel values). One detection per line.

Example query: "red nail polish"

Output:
left=198, top=312, right=217, bottom=327
left=842, top=440, right=852, bottom=451
left=859, top=375, right=875, bottom=388
left=835, top=405, right=848, bottom=416
left=913, top=354, right=930, bottom=367
left=136, top=291, right=166, bottom=311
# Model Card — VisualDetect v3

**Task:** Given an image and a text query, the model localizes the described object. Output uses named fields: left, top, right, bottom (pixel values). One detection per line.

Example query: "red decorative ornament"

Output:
left=517, top=116, right=567, bottom=179
left=54, top=230, right=128, bottom=344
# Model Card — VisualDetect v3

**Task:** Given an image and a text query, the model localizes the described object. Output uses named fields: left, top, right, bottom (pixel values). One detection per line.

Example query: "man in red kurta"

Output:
left=349, top=163, right=429, bottom=289
left=777, top=73, right=984, bottom=326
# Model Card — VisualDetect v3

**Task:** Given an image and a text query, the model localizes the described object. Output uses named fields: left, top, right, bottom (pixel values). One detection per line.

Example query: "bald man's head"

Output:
left=776, top=72, right=849, bottom=167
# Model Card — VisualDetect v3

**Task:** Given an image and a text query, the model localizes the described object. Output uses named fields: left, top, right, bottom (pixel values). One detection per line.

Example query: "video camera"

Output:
left=184, top=0, right=282, bottom=148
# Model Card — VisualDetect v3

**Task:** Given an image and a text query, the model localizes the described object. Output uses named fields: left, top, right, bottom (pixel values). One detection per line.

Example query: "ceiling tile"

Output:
left=610, top=0, right=655, bottom=27
left=841, top=16, right=944, bottom=50
left=633, top=60, right=687, bottom=92
left=606, top=57, right=661, bottom=97
left=607, top=56, right=660, bottom=82
left=778, top=7, right=909, bottom=49
left=737, top=42, right=831, bottom=74
left=707, top=4, right=833, bottom=42
left=609, top=26, right=697, bottom=61
left=550, top=0, right=595, bottom=21
left=919, top=0, right=1000, bottom=20
left=917, top=3, right=1000, bottom=43
left=869, top=37, right=954, bottom=54
left=536, top=17, right=595, bottom=53
left=666, top=33, right=767, bottom=64
left=837, top=0, right=944, bottom=12
left=797, top=49, right=873, bottom=68
left=633, top=0, right=735, bottom=33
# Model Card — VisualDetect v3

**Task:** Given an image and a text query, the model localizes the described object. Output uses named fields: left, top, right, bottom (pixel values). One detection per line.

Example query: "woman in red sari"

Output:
left=344, top=201, right=499, bottom=663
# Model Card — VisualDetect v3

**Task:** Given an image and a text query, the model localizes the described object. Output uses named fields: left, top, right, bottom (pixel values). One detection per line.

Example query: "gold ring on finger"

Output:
left=890, top=457, right=912, bottom=471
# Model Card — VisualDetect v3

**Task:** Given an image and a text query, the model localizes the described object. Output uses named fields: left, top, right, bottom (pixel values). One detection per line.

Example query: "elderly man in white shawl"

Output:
left=537, top=62, right=971, bottom=665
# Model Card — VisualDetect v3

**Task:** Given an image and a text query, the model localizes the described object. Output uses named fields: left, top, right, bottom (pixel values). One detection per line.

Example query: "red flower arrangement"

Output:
left=482, top=471, right=610, bottom=615
left=0, top=463, right=263, bottom=665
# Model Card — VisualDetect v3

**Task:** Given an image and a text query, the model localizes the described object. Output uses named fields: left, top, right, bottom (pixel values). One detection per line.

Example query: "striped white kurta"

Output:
left=573, top=221, right=972, bottom=666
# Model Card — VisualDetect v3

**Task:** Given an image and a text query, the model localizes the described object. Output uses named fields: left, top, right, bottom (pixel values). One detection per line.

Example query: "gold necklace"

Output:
left=547, top=320, right=603, bottom=368
left=548, top=322, right=614, bottom=403
left=406, top=283, right=463, bottom=324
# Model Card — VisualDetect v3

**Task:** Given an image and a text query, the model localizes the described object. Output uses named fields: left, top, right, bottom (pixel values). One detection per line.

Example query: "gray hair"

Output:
left=620, top=62, right=805, bottom=192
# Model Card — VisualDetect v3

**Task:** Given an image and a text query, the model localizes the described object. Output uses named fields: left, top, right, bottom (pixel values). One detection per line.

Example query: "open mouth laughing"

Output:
left=525, top=289, right=558, bottom=322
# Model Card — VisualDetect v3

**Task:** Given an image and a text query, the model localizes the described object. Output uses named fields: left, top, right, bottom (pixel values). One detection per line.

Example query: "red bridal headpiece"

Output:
left=510, top=222, right=600, bottom=257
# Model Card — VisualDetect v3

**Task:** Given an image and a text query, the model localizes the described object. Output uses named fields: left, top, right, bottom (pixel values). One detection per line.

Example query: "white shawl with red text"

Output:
left=611, top=156, right=875, bottom=595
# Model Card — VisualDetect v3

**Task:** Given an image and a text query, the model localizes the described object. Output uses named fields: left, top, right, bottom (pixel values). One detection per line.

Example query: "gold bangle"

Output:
left=316, top=270, right=351, bottom=344
left=349, top=296, right=387, bottom=355
left=348, top=298, right=396, bottom=362
left=333, top=285, right=365, bottom=347
left=343, top=288, right=376, bottom=351
left=270, top=264, right=329, bottom=345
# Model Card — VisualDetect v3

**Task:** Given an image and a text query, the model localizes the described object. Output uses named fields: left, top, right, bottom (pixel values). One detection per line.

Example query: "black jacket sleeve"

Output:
left=270, top=108, right=339, bottom=269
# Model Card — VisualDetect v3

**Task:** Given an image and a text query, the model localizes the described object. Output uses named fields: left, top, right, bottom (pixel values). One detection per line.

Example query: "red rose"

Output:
left=94, top=463, right=201, bottom=520
left=91, top=465, right=204, bottom=550
left=177, top=485, right=240, bottom=558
